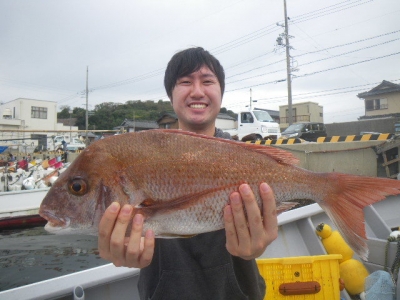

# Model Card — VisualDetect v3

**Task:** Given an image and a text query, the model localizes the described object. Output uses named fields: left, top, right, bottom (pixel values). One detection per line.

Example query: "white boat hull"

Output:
left=0, top=189, right=49, bottom=220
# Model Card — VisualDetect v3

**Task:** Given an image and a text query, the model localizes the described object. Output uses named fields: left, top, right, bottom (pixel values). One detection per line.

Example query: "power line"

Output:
left=297, top=51, right=400, bottom=78
left=42, top=1, right=395, bottom=110
left=59, top=1, right=382, bottom=102
left=295, top=29, right=400, bottom=57
left=225, top=28, right=400, bottom=86
left=223, top=79, right=400, bottom=111
left=299, top=38, right=400, bottom=67
left=290, top=0, right=374, bottom=24
left=91, top=68, right=165, bottom=91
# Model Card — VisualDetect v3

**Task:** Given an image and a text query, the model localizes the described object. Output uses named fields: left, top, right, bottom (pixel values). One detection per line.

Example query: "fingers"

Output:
left=224, top=185, right=254, bottom=258
left=224, top=183, right=278, bottom=260
left=98, top=202, right=155, bottom=268
left=98, top=202, right=120, bottom=261
left=260, top=183, right=278, bottom=242
left=110, top=204, right=133, bottom=266
left=260, top=182, right=278, bottom=242
left=125, top=214, right=155, bottom=268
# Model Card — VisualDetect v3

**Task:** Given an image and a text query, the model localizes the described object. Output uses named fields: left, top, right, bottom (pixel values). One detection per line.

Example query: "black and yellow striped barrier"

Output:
left=317, top=133, right=393, bottom=143
left=246, top=138, right=302, bottom=145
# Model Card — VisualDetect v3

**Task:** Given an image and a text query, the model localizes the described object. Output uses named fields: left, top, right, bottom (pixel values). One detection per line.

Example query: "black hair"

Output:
left=164, top=47, right=225, bottom=100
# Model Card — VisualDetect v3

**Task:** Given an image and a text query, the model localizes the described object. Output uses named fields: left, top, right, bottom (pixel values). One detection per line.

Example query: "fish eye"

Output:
left=68, top=178, right=88, bottom=196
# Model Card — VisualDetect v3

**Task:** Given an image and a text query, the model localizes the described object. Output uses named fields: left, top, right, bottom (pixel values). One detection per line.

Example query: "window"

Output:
left=378, top=98, right=388, bottom=109
left=285, top=108, right=296, bottom=117
left=253, top=110, right=273, bottom=122
left=31, top=106, right=47, bottom=119
left=241, top=113, right=254, bottom=123
left=365, top=99, right=388, bottom=111
left=311, top=124, right=319, bottom=131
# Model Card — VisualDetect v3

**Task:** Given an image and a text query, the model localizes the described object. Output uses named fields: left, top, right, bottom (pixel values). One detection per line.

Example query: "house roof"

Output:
left=117, top=119, right=159, bottom=129
left=357, top=80, right=400, bottom=98
left=157, top=112, right=177, bottom=123
left=57, top=118, right=77, bottom=126
left=80, top=132, right=97, bottom=138
left=217, top=113, right=236, bottom=120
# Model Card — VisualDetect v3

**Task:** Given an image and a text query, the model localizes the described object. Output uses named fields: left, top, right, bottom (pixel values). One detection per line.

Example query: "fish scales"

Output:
left=39, top=129, right=400, bottom=260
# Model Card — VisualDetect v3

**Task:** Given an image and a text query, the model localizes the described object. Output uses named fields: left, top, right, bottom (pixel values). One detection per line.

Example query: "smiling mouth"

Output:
left=189, top=103, right=207, bottom=109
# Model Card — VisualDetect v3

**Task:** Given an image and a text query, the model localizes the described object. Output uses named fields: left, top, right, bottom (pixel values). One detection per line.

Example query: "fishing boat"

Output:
left=0, top=189, right=49, bottom=229
left=0, top=157, right=69, bottom=229
left=1, top=136, right=399, bottom=299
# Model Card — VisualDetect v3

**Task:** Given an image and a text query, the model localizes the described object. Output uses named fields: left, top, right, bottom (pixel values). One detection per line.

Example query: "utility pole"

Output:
left=276, top=0, right=294, bottom=126
left=85, top=66, right=89, bottom=144
left=283, top=0, right=293, bottom=125
left=249, top=88, right=253, bottom=111
left=69, top=109, right=72, bottom=141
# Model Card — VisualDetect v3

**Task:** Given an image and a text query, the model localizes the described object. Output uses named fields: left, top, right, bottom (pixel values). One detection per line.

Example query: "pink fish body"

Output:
left=39, top=129, right=400, bottom=260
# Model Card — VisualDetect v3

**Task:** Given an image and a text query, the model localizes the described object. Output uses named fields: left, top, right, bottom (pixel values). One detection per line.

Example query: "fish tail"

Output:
left=319, top=173, right=400, bottom=260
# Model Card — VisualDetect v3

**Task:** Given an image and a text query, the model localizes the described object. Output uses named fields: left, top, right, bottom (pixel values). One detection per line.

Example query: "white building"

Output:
left=0, top=98, right=78, bottom=152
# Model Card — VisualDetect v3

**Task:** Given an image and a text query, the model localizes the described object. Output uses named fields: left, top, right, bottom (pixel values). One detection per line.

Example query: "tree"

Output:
left=61, top=100, right=233, bottom=130
left=57, top=106, right=72, bottom=118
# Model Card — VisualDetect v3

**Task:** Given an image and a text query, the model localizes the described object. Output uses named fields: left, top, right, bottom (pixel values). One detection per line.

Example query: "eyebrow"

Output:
left=182, top=72, right=217, bottom=79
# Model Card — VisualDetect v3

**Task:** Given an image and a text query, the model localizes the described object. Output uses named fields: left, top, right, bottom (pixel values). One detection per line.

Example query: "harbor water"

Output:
left=0, top=226, right=109, bottom=291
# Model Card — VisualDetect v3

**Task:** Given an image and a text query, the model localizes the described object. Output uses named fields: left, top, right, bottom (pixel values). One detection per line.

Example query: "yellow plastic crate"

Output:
left=257, top=254, right=342, bottom=300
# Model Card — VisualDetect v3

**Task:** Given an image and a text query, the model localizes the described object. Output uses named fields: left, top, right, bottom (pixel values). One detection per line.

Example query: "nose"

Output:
left=190, top=81, right=205, bottom=98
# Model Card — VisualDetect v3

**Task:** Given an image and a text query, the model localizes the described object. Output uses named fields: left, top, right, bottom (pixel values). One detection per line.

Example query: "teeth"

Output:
left=190, top=104, right=206, bottom=109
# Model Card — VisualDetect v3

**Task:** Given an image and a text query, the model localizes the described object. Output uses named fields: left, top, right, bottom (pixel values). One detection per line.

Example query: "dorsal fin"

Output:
left=156, top=129, right=299, bottom=165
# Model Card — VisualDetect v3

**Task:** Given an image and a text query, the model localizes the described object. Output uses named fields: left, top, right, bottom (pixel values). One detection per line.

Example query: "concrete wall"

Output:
left=325, top=117, right=397, bottom=136
left=216, top=118, right=236, bottom=130
left=275, top=140, right=387, bottom=177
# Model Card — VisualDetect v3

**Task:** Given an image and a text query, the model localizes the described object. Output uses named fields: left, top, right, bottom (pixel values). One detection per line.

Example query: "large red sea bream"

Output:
left=39, top=129, right=400, bottom=260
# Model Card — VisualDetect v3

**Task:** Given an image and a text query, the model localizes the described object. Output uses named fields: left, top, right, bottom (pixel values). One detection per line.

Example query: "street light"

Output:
left=69, top=109, right=72, bottom=141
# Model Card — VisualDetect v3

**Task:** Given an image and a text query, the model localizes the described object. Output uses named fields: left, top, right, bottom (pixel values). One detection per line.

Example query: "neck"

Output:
left=178, top=122, right=216, bottom=137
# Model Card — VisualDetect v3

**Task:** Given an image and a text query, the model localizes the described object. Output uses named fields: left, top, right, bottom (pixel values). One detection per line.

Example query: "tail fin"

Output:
left=319, top=173, right=400, bottom=261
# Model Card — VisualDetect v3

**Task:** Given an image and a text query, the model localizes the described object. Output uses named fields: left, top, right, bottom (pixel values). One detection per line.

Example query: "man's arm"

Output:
left=224, top=183, right=278, bottom=260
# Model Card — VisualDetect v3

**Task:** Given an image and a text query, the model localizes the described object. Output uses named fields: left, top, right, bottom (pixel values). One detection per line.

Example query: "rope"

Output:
left=391, top=239, right=400, bottom=284
left=384, top=235, right=400, bottom=285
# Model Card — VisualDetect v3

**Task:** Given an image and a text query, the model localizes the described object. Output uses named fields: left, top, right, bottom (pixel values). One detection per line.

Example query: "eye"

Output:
left=68, top=178, right=88, bottom=196
left=178, top=79, right=191, bottom=85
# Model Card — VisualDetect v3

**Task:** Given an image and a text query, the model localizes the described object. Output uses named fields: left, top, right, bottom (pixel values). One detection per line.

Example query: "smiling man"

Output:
left=164, top=51, right=224, bottom=137
left=98, top=47, right=278, bottom=300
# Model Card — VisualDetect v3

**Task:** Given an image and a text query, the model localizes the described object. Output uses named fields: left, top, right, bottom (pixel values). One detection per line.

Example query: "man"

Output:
left=61, top=140, right=68, bottom=162
left=98, top=47, right=278, bottom=300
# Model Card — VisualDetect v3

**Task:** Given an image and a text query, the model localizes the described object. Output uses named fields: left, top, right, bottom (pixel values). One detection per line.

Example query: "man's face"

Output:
left=171, top=66, right=222, bottom=134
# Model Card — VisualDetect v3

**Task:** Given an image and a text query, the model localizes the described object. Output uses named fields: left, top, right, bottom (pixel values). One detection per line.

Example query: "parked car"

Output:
left=281, top=122, right=327, bottom=142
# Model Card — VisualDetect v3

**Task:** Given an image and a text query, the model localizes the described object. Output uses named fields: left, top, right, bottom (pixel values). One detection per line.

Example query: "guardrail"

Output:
left=317, top=133, right=393, bottom=143
left=245, top=133, right=394, bottom=144
left=246, top=138, right=302, bottom=145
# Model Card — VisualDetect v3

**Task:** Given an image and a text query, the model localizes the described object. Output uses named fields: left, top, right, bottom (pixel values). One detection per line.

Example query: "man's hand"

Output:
left=98, top=202, right=155, bottom=268
left=224, top=183, right=278, bottom=260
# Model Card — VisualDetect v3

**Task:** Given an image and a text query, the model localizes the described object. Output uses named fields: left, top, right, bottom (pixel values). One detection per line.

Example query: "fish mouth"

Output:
left=39, top=210, right=71, bottom=230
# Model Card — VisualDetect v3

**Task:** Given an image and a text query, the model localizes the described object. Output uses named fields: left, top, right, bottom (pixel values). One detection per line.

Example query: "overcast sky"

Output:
left=1, top=0, right=399, bottom=124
